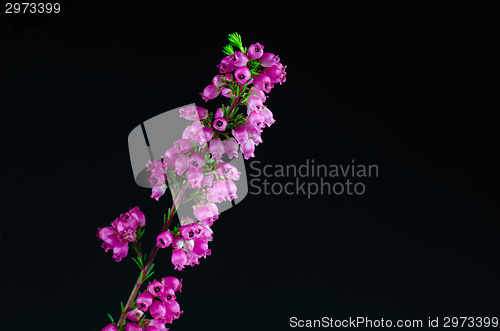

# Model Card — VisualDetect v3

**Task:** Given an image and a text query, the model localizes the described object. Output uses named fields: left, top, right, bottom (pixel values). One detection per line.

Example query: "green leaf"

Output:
left=107, top=313, right=115, bottom=323
left=120, top=301, right=124, bottom=314
left=227, top=32, right=245, bottom=52
left=222, top=44, right=234, bottom=55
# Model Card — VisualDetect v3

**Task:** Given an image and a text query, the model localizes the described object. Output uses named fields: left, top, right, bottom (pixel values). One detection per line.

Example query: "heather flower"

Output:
left=171, top=249, right=188, bottom=271
left=149, top=300, right=166, bottom=320
left=161, top=277, right=182, bottom=292
left=160, top=288, right=176, bottom=303
left=253, top=73, right=273, bottom=93
left=125, top=323, right=142, bottom=331
left=127, top=308, right=144, bottom=322
left=173, top=139, right=192, bottom=154
left=223, top=138, right=239, bottom=159
left=213, top=117, right=228, bottom=131
left=226, top=179, right=238, bottom=201
left=193, top=238, right=211, bottom=257
left=248, top=109, right=265, bottom=130
left=200, top=83, right=220, bottom=102
left=188, top=153, right=204, bottom=168
left=112, top=241, right=129, bottom=262
left=248, top=86, right=267, bottom=102
left=148, top=171, right=165, bottom=188
left=164, top=301, right=182, bottom=322
left=240, top=139, right=255, bottom=159
left=205, top=202, right=220, bottom=221
left=217, top=55, right=236, bottom=73
left=207, top=180, right=229, bottom=203
left=186, top=166, right=203, bottom=189
left=179, top=106, right=208, bottom=121
left=246, top=124, right=263, bottom=146
left=221, top=87, right=233, bottom=98
left=148, top=281, right=164, bottom=297
left=145, top=320, right=165, bottom=331
left=232, top=126, right=248, bottom=145
left=156, top=231, right=174, bottom=248
left=247, top=95, right=264, bottom=112
left=180, top=224, right=199, bottom=241
left=182, top=121, right=203, bottom=142
left=232, top=51, right=248, bottom=67
left=201, top=173, right=214, bottom=188
left=102, top=324, right=119, bottom=331
left=216, top=161, right=241, bottom=181
left=151, top=184, right=167, bottom=201
left=248, top=42, right=264, bottom=59
left=172, top=236, right=184, bottom=250
left=209, top=138, right=224, bottom=160
left=137, top=291, right=154, bottom=311
left=193, top=205, right=213, bottom=224
left=212, top=75, right=225, bottom=87
left=215, top=107, right=224, bottom=118
left=128, top=206, right=146, bottom=228
left=183, top=239, right=195, bottom=251
left=174, top=155, right=189, bottom=175
left=194, top=126, right=214, bottom=145
left=264, top=64, right=287, bottom=84
left=260, top=52, right=280, bottom=67
left=146, top=160, right=165, bottom=173
left=234, top=66, right=251, bottom=84
left=261, top=107, right=276, bottom=127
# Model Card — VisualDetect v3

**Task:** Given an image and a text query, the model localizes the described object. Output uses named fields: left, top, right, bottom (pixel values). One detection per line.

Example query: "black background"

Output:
left=1, top=2, right=499, bottom=330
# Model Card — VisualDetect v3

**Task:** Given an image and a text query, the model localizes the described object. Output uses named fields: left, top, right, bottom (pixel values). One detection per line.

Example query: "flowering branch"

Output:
left=98, top=32, right=287, bottom=331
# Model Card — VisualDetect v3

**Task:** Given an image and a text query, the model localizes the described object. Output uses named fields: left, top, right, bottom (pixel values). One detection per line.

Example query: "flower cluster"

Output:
left=97, top=207, right=146, bottom=262
left=102, top=277, right=182, bottom=331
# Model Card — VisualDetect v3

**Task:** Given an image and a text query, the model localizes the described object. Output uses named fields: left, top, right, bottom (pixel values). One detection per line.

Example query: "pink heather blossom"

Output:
left=186, top=250, right=201, bottom=266
left=193, top=205, right=213, bottom=224
left=264, top=64, right=287, bottom=84
left=252, top=73, right=273, bottom=93
left=247, top=95, right=264, bottom=112
left=180, top=224, right=199, bottom=241
left=112, top=241, right=129, bottom=262
left=171, top=249, right=188, bottom=271
left=163, top=147, right=178, bottom=160
left=241, top=139, right=255, bottom=159
left=223, top=138, right=239, bottom=159
left=193, top=238, right=211, bottom=257
left=164, top=301, right=182, bottom=322
left=151, top=184, right=167, bottom=201
left=200, top=83, right=220, bottom=102
left=248, top=109, right=265, bottom=130
left=102, top=324, right=119, bottom=331
left=148, top=281, right=164, bottom=297
left=213, top=117, right=228, bottom=131
left=260, top=52, right=280, bottom=67
left=160, top=288, right=176, bottom=303
left=232, top=51, right=248, bottom=67
left=149, top=300, right=166, bottom=320
left=226, top=179, right=238, bottom=200
left=161, top=277, right=182, bottom=292
left=156, top=231, right=174, bottom=248
left=179, top=106, right=208, bottom=121
left=248, top=86, right=267, bottom=102
left=182, top=121, right=203, bottom=142
left=146, top=320, right=166, bottom=331
left=137, top=291, right=154, bottom=311
left=221, top=87, right=234, bottom=98
left=232, top=126, right=248, bottom=145
left=248, top=42, right=264, bottom=59
left=234, top=66, right=251, bottom=84
left=193, top=126, right=214, bottom=145
left=113, top=213, right=139, bottom=234
left=146, top=160, right=165, bottom=173
left=148, top=171, right=165, bottom=188
left=225, top=73, right=233, bottom=81
left=125, top=323, right=142, bottom=331
left=261, top=107, right=276, bottom=127
left=217, top=161, right=241, bottom=181
left=183, top=239, right=195, bottom=251
left=215, top=107, right=224, bottom=118
left=127, top=308, right=144, bottom=322
left=206, top=203, right=219, bottom=221
left=187, top=166, right=203, bottom=189
left=246, top=123, right=263, bottom=146
left=201, top=173, right=214, bottom=188
left=212, top=75, right=224, bottom=87
left=209, top=138, right=224, bottom=160
left=217, top=55, right=236, bottom=73
left=188, top=153, right=204, bottom=168
left=172, top=236, right=184, bottom=250
left=98, top=227, right=117, bottom=250
left=174, top=155, right=189, bottom=175
left=128, top=206, right=146, bottom=228
left=173, top=139, right=191, bottom=154
left=207, top=180, right=229, bottom=203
